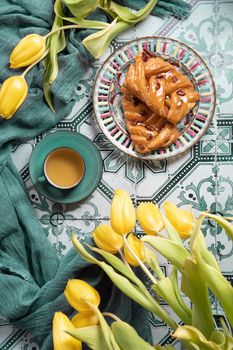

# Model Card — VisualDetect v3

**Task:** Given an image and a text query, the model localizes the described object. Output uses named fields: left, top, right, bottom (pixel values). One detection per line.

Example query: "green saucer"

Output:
left=29, top=131, right=103, bottom=203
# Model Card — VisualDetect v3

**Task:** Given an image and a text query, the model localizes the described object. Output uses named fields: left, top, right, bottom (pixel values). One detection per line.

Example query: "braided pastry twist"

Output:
left=121, top=50, right=200, bottom=154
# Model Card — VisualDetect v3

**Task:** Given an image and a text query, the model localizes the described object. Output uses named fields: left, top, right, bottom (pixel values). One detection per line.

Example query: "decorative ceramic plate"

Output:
left=93, top=36, right=216, bottom=160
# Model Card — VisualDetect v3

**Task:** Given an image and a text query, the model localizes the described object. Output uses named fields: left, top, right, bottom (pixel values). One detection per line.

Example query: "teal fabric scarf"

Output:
left=0, top=1, right=190, bottom=349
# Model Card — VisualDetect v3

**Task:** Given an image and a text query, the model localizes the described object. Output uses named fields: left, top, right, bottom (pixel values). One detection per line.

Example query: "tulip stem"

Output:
left=21, top=50, right=49, bottom=77
left=222, top=217, right=233, bottom=220
left=202, top=211, right=233, bottom=221
left=44, top=22, right=107, bottom=39
left=123, top=235, right=157, bottom=285
left=44, top=25, right=80, bottom=39
left=118, top=249, right=133, bottom=272
left=102, top=312, right=121, bottom=322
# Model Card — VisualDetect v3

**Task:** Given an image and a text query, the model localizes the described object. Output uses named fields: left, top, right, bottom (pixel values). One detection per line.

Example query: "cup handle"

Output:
left=37, top=175, right=46, bottom=183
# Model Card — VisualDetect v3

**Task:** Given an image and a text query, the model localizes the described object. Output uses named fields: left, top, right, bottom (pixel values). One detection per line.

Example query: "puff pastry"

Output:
left=121, top=50, right=200, bottom=153
left=124, top=50, right=200, bottom=123
left=121, top=87, right=180, bottom=154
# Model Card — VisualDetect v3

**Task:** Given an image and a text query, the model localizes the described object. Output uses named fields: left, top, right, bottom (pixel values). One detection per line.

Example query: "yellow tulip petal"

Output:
left=71, top=311, right=98, bottom=328
left=64, top=279, right=100, bottom=312
left=93, top=224, right=123, bottom=254
left=0, top=76, right=28, bottom=119
left=164, top=202, right=194, bottom=239
left=53, top=312, right=82, bottom=350
left=136, top=202, right=164, bottom=235
left=124, top=233, right=145, bottom=266
left=10, top=34, right=46, bottom=68
left=110, top=189, right=136, bottom=235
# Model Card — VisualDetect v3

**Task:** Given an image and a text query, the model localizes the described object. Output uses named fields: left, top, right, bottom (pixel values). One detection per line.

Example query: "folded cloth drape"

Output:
left=0, top=0, right=190, bottom=349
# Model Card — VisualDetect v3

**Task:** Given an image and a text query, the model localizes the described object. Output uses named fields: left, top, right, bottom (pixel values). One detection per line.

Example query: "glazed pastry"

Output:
left=124, top=58, right=148, bottom=102
left=167, top=88, right=200, bottom=124
left=121, top=88, right=180, bottom=154
left=121, top=50, right=200, bottom=154
left=124, top=50, right=200, bottom=124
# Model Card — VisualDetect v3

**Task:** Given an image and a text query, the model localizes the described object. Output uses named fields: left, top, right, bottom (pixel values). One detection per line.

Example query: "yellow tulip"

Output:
left=0, top=76, right=28, bottom=119
left=64, top=280, right=100, bottom=312
left=53, top=312, right=82, bottom=350
left=110, top=189, right=136, bottom=235
left=93, top=224, right=123, bottom=254
left=163, top=202, right=194, bottom=239
left=124, top=233, right=145, bottom=266
left=10, top=34, right=46, bottom=68
left=71, top=311, right=98, bottom=328
left=136, top=202, right=164, bottom=235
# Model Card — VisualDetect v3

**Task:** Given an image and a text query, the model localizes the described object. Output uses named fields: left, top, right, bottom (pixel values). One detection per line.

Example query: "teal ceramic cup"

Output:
left=29, top=131, right=103, bottom=203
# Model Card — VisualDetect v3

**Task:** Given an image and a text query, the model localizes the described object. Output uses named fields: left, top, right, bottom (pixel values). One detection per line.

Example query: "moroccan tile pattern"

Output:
left=1, top=0, right=233, bottom=348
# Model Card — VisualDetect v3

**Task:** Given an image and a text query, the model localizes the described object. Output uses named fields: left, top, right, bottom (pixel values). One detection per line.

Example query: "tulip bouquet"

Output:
left=53, top=189, right=233, bottom=350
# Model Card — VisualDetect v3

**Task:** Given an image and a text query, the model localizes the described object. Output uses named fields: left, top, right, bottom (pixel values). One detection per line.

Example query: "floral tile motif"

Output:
left=216, top=0, right=233, bottom=60
left=39, top=219, right=106, bottom=258
left=215, top=60, right=233, bottom=115
left=167, top=0, right=217, bottom=71
left=215, top=0, right=233, bottom=114
left=214, top=162, right=233, bottom=272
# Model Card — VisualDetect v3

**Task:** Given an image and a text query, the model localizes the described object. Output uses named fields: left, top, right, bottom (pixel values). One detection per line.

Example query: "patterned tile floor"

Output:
left=1, top=0, right=233, bottom=349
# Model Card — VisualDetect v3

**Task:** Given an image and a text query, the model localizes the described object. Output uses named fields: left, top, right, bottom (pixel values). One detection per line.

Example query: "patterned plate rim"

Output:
left=93, top=36, right=216, bottom=160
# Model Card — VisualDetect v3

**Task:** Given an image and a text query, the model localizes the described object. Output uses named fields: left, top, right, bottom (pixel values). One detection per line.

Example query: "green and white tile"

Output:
left=214, top=161, right=233, bottom=272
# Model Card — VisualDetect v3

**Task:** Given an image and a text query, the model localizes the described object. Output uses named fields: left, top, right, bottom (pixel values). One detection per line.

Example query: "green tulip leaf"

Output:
left=86, top=244, right=145, bottom=288
left=67, top=325, right=109, bottom=350
left=173, top=326, right=222, bottom=350
left=83, top=0, right=158, bottom=58
left=142, top=236, right=190, bottom=271
left=87, top=304, right=120, bottom=350
left=54, top=1, right=108, bottom=28
left=98, top=0, right=117, bottom=19
left=224, top=333, right=233, bottom=350
left=152, top=277, right=191, bottom=324
left=202, top=213, right=233, bottom=241
left=47, top=0, right=66, bottom=83
left=61, top=0, right=97, bottom=18
left=144, top=247, right=164, bottom=280
left=219, top=317, right=233, bottom=349
left=82, top=19, right=130, bottom=59
left=210, top=331, right=226, bottom=347
left=181, top=257, right=215, bottom=339
left=189, top=215, right=220, bottom=271
left=72, top=234, right=99, bottom=264
left=111, top=321, right=155, bottom=350
left=43, top=80, right=55, bottom=113
left=43, top=0, right=66, bottom=110
left=101, top=0, right=158, bottom=24
left=170, top=267, right=192, bottom=320
left=48, top=30, right=66, bottom=84
left=196, top=260, right=233, bottom=329
left=189, top=216, right=233, bottom=328
left=95, top=261, right=176, bottom=330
